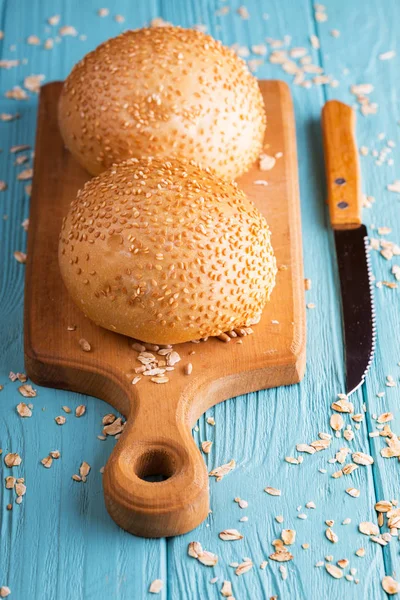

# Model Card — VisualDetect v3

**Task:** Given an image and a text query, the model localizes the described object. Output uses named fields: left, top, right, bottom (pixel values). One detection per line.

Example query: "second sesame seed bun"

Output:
left=58, top=26, right=266, bottom=179
left=58, top=157, right=276, bottom=345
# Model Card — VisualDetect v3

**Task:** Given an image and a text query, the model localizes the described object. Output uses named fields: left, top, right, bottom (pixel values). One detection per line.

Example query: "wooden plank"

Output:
left=0, top=1, right=168, bottom=599
left=25, top=79, right=304, bottom=538
left=167, top=0, right=387, bottom=597
left=318, top=0, right=400, bottom=586
left=0, top=0, right=398, bottom=598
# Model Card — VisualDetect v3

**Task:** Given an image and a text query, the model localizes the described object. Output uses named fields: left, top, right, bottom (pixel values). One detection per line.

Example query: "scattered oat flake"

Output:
left=103, top=417, right=124, bottom=436
left=326, top=563, right=343, bottom=579
left=0, top=587, right=11, bottom=598
left=16, top=402, right=32, bottom=417
left=41, top=456, right=53, bottom=468
left=359, top=521, right=379, bottom=535
left=55, top=415, right=66, bottom=425
left=375, top=500, right=392, bottom=512
left=377, top=412, right=393, bottom=424
left=5, top=477, right=16, bottom=489
left=150, top=17, right=172, bottom=28
left=310, top=439, right=330, bottom=451
left=188, top=541, right=218, bottom=566
left=18, top=384, right=36, bottom=398
left=0, top=181, right=7, bottom=191
left=79, top=338, right=91, bottom=352
left=62, top=406, right=71, bottom=414
left=24, top=74, right=45, bottom=93
left=4, top=453, right=22, bottom=467
left=379, top=51, right=396, bottom=61
left=80, top=461, right=91, bottom=478
left=149, top=579, right=163, bottom=594
left=330, top=413, right=344, bottom=431
left=285, top=456, right=300, bottom=464
left=352, top=452, right=374, bottom=465
left=382, top=576, right=400, bottom=595
left=15, top=482, right=26, bottom=497
left=259, top=154, right=276, bottom=171
left=235, top=559, right=253, bottom=575
left=209, top=459, right=235, bottom=482
left=103, top=413, right=116, bottom=425
left=75, top=405, right=86, bottom=417
left=0, top=59, right=19, bottom=69
left=269, top=549, right=293, bottom=562
left=326, top=528, right=339, bottom=543
left=296, top=443, right=316, bottom=454
left=351, top=83, right=374, bottom=95
left=252, top=44, right=267, bottom=56
left=265, top=486, right=281, bottom=496
left=279, top=565, right=288, bottom=581
left=47, top=15, right=60, bottom=25
left=27, top=35, right=40, bottom=45
left=219, top=529, right=243, bottom=541
left=346, top=487, right=360, bottom=498
left=59, top=26, right=78, bottom=36
left=201, top=441, right=212, bottom=454
left=5, top=86, right=29, bottom=100
left=14, top=251, right=27, bottom=264
left=237, top=6, right=250, bottom=19
left=184, top=363, right=193, bottom=375
left=281, top=529, right=296, bottom=545
left=151, top=376, right=169, bottom=384
left=97, top=8, right=109, bottom=17
left=17, top=168, right=33, bottom=181
left=332, top=398, right=354, bottom=413
left=342, top=463, right=358, bottom=475
left=310, top=35, right=320, bottom=49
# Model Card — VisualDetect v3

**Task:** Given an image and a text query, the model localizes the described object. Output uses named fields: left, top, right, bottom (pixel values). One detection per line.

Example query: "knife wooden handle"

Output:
left=322, top=100, right=362, bottom=230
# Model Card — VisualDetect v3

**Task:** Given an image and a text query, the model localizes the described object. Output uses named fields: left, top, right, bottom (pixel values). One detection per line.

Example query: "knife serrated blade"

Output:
left=334, top=226, right=376, bottom=395
left=322, top=100, right=376, bottom=396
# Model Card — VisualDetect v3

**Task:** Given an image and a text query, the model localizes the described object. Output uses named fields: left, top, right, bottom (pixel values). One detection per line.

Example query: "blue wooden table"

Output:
left=1, top=1, right=400, bottom=598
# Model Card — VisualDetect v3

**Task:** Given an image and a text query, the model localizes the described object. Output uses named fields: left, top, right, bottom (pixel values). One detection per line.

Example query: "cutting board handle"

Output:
left=321, top=100, right=362, bottom=230
left=102, top=390, right=209, bottom=538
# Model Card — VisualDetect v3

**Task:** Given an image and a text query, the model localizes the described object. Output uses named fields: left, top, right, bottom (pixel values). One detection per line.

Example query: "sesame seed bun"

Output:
left=58, top=26, right=266, bottom=179
left=58, top=158, right=276, bottom=344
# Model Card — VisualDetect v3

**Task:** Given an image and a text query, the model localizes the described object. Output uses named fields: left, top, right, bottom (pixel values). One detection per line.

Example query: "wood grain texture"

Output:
left=0, top=0, right=399, bottom=598
left=322, top=101, right=363, bottom=229
left=25, top=80, right=305, bottom=538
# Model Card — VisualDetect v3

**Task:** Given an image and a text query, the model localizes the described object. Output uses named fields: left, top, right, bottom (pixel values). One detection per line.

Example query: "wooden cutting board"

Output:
left=25, top=80, right=305, bottom=538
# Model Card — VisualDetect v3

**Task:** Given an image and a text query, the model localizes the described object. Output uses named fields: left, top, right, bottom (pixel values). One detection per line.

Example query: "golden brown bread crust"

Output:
left=58, top=26, right=266, bottom=179
left=58, top=157, right=276, bottom=344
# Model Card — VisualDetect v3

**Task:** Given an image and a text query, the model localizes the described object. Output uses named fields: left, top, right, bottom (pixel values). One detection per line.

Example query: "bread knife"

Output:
left=322, top=100, right=376, bottom=396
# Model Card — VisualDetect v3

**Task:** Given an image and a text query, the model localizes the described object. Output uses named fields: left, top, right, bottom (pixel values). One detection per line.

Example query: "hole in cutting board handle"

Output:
left=134, top=448, right=176, bottom=483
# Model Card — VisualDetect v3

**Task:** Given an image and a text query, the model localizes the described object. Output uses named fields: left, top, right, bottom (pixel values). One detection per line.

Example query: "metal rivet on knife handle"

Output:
left=321, top=100, right=362, bottom=230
